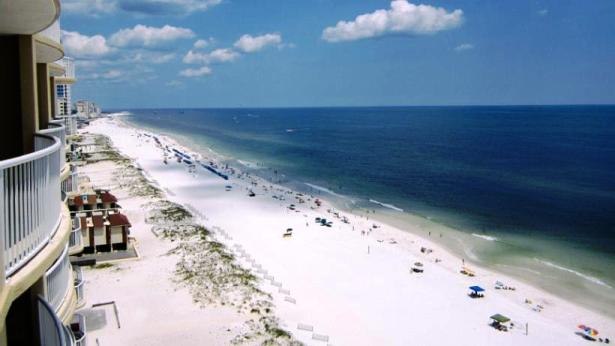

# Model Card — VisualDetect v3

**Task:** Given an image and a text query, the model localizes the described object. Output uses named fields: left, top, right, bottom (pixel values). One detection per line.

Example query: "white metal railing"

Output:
left=57, top=115, right=77, bottom=136
left=61, top=169, right=78, bottom=195
left=1, top=135, right=61, bottom=277
left=74, top=266, right=85, bottom=307
left=69, top=216, right=82, bottom=249
left=59, top=57, right=75, bottom=80
left=44, top=245, right=71, bottom=313
left=40, top=122, right=66, bottom=169
left=39, top=19, right=61, bottom=46
left=71, top=313, right=86, bottom=346
left=37, top=296, right=74, bottom=346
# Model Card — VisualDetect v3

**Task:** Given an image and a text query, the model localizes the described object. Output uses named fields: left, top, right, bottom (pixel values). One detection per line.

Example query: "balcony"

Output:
left=73, top=266, right=85, bottom=308
left=35, top=18, right=64, bottom=63
left=57, top=57, right=76, bottom=83
left=69, top=216, right=84, bottom=255
left=62, top=167, right=79, bottom=196
left=44, top=245, right=72, bottom=315
left=0, top=0, right=60, bottom=35
left=37, top=295, right=75, bottom=346
left=70, top=313, right=87, bottom=346
left=57, top=115, right=78, bottom=136
left=1, top=134, right=61, bottom=277
left=40, top=121, right=66, bottom=171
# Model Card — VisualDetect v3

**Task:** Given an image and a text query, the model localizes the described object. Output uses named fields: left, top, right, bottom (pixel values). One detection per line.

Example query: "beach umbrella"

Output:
left=578, top=325, right=599, bottom=337
left=469, top=286, right=485, bottom=293
left=414, top=262, right=423, bottom=267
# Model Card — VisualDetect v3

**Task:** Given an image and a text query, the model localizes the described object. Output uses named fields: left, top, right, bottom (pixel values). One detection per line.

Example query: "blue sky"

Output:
left=60, top=0, right=615, bottom=108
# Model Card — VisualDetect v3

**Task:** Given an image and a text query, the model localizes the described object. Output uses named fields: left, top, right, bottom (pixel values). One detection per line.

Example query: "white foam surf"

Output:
left=535, top=258, right=612, bottom=289
left=471, top=233, right=499, bottom=242
left=369, top=199, right=404, bottom=212
left=107, top=111, right=132, bottom=117
left=304, top=183, right=354, bottom=202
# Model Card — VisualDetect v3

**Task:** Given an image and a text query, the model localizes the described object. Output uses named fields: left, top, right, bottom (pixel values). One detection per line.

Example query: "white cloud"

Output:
left=179, top=66, right=212, bottom=77
left=192, top=39, right=209, bottom=49
left=454, top=43, right=474, bottom=52
left=61, top=30, right=113, bottom=58
left=62, top=0, right=116, bottom=16
left=322, top=0, right=463, bottom=42
left=62, top=0, right=222, bottom=16
left=183, top=48, right=239, bottom=64
left=538, top=9, right=548, bottom=16
left=118, top=0, right=222, bottom=15
left=109, top=24, right=195, bottom=48
left=234, top=33, right=282, bottom=53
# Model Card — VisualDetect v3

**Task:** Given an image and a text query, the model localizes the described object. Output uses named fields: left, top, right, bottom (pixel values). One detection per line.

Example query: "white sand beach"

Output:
left=80, top=117, right=615, bottom=345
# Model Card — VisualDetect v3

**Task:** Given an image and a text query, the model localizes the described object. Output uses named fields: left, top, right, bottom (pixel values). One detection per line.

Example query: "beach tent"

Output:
left=469, top=286, right=485, bottom=293
left=469, top=285, right=485, bottom=298
left=490, top=314, right=510, bottom=324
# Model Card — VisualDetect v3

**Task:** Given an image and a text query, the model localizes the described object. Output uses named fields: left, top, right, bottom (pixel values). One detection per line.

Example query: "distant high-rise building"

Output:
left=56, top=56, right=76, bottom=116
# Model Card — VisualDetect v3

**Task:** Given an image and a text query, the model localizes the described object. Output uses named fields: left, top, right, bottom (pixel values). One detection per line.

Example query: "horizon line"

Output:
left=102, top=103, right=615, bottom=111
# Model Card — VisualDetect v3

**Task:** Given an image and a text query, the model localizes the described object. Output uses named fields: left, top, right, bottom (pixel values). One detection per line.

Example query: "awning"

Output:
left=490, top=314, right=510, bottom=323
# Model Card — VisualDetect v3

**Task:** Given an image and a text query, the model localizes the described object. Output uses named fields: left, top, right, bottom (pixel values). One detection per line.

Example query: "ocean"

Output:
left=119, top=105, right=615, bottom=315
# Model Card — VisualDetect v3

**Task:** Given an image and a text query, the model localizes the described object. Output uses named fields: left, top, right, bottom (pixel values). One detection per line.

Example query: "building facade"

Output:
left=0, top=1, right=87, bottom=345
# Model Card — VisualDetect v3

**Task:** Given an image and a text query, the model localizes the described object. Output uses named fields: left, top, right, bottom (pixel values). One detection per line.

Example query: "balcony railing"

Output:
left=40, top=121, right=66, bottom=169
left=61, top=169, right=78, bottom=195
left=71, top=313, right=86, bottom=346
left=74, top=265, right=85, bottom=307
left=56, top=115, right=77, bottom=136
left=44, top=244, right=71, bottom=313
left=68, top=216, right=82, bottom=250
left=59, top=57, right=75, bottom=80
left=37, top=296, right=75, bottom=346
left=1, top=134, right=61, bottom=277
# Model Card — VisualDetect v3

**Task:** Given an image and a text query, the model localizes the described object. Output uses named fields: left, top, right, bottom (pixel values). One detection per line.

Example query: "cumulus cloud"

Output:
left=234, top=33, right=282, bottom=53
left=109, top=24, right=195, bottom=48
left=322, top=0, right=463, bottom=42
left=62, top=30, right=114, bottom=58
left=179, top=66, right=212, bottom=77
left=63, top=0, right=222, bottom=16
left=454, top=43, right=474, bottom=52
left=183, top=48, right=239, bottom=64
left=193, top=38, right=213, bottom=49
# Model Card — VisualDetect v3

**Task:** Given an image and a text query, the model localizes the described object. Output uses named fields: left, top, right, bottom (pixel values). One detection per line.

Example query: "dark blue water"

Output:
left=121, top=106, right=615, bottom=310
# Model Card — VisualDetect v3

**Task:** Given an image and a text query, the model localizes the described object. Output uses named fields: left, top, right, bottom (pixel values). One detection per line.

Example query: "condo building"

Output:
left=0, top=1, right=87, bottom=345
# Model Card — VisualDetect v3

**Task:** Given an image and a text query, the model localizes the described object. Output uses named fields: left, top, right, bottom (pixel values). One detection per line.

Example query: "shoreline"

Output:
left=88, top=116, right=615, bottom=344
left=120, top=111, right=615, bottom=319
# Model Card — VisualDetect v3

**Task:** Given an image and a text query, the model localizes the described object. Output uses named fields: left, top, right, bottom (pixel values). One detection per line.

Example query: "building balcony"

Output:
left=73, top=265, right=85, bottom=308
left=56, top=57, right=76, bottom=84
left=56, top=115, right=78, bottom=136
left=0, top=134, right=74, bottom=325
left=44, top=244, right=77, bottom=323
left=70, top=313, right=87, bottom=346
left=0, top=0, right=60, bottom=35
left=37, top=295, right=76, bottom=346
left=69, top=216, right=84, bottom=256
left=62, top=167, right=79, bottom=196
left=2, top=134, right=61, bottom=277
left=34, top=18, right=63, bottom=64
left=39, top=121, right=66, bottom=172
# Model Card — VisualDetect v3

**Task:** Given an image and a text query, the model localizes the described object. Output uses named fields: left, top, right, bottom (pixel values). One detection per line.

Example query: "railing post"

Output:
left=0, top=171, right=5, bottom=288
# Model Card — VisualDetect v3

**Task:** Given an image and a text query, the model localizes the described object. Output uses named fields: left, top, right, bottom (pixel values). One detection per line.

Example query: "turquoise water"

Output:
left=118, top=106, right=615, bottom=315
